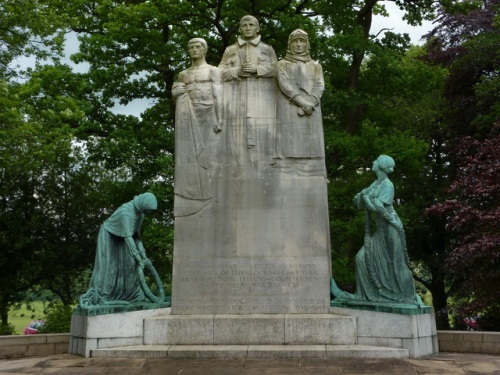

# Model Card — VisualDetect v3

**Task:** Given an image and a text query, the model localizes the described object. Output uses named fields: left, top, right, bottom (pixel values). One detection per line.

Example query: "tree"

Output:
left=417, top=0, right=500, bottom=328
left=0, top=0, right=67, bottom=78
left=425, top=126, right=500, bottom=329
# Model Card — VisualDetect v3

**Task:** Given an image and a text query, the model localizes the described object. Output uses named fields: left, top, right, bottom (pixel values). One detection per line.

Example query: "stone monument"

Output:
left=70, top=24, right=438, bottom=359
left=171, top=26, right=332, bottom=315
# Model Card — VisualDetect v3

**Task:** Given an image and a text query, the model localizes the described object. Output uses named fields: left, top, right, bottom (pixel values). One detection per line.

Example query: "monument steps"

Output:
left=90, top=344, right=409, bottom=359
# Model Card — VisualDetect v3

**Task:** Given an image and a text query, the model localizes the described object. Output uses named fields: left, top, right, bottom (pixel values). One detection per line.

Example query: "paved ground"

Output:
left=0, top=353, right=499, bottom=374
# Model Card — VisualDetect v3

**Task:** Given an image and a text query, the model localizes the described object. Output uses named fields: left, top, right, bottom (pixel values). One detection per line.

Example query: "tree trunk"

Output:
left=428, top=274, right=451, bottom=330
left=345, top=0, right=376, bottom=134
left=0, top=298, right=9, bottom=327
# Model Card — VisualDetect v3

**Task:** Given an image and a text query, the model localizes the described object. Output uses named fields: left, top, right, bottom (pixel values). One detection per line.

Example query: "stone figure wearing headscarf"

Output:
left=79, top=193, right=161, bottom=307
left=275, top=29, right=325, bottom=172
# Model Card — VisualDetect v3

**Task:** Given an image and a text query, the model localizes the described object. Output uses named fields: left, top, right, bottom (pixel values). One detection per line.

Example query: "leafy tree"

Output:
left=418, top=0, right=500, bottom=327
left=425, top=126, right=500, bottom=330
left=0, top=0, right=67, bottom=78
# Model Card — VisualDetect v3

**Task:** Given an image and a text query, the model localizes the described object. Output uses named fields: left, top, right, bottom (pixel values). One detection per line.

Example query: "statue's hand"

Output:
left=172, top=84, right=186, bottom=97
left=241, top=63, right=257, bottom=74
left=139, top=258, right=152, bottom=269
left=214, top=121, right=222, bottom=133
left=301, top=105, right=313, bottom=115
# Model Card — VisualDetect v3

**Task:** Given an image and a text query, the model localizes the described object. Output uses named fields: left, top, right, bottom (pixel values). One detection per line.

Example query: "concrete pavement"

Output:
left=0, top=352, right=499, bottom=374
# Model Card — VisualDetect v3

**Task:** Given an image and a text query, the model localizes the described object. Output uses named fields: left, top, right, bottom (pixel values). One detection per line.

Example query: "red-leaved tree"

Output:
left=425, top=125, right=500, bottom=329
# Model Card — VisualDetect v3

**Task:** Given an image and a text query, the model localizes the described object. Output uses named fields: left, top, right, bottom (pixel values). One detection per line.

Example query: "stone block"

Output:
left=55, top=342, right=69, bottom=354
left=214, top=315, right=284, bottom=344
left=92, top=345, right=170, bottom=358
left=46, top=333, right=70, bottom=344
left=416, top=313, right=433, bottom=337
left=144, top=315, right=214, bottom=345
left=437, top=331, right=458, bottom=342
left=98, top=337, right=143, bottom=349
left=27, top=344, right=55, bottom=357
left=247, top=345, right=326, bottom=358
left=167, top=345, right=248, bottom=359
left=0, top=345, right=28, bottom=359
left=284, top=314, right=356, bottom=345
left=0, top=335, right=46, bottom=346
left=463, top=332, right=484, bottom=342
left=326, top=345, right=409, bottom=359
left=403, top=336, right=436, bottom=358
left=358, top=336, right=403, bottom=348
left=248, top=345, right=326, bottom=358
left=483, top=332, right=500, bottom=343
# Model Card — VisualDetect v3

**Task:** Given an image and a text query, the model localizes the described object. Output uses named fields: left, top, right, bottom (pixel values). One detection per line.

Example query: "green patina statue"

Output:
left=79, top=192, right=166, bottom=312
left=331, top=155, right=426, bottom=310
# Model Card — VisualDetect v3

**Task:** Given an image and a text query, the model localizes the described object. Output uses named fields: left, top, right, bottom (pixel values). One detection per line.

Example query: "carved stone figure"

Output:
left=172, top=38, right=223, bottom=216
left=79, top=193, right=165, bottom=308
left=218, top=15, right=277, bottom=162
left=331, top=156, right=424, bottom=306
left=275, top=29, right=325, bottom=173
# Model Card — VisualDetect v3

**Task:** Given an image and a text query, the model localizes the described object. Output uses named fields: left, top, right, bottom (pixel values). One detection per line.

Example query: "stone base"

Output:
left=330, top=306, right=439, bottom=358
left=91, top=344, right=409, bottom=359
left=69, top=308, right=170, bottom=357
left=144, top=310, right=357, bottom=345
left=69, top=306, right=438, bottom=359
left=330, top=299, right=433, bottom=315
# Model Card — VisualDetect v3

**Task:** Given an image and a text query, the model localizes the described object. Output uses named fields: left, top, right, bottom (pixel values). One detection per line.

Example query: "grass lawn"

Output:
left=8, top=301, right=46, bottom=335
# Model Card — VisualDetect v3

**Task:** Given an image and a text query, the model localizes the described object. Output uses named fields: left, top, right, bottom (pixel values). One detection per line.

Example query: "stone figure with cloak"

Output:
left=79, top=193, right=165, bottom=309
left=330, top=155, right=424, bottom=307
left=275, top=29, right=325, bottom=176
left=219, top=15, right=277, bottom=163
left=172, top=38, right=223, bottom=217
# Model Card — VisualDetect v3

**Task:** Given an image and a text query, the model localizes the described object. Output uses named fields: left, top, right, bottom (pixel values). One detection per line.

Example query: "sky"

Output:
left=12, top=3, right=434, bottom=117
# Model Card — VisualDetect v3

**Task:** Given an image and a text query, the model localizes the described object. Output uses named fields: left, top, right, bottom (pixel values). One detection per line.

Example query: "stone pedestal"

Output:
left=69, top=308, right=169, bottom=357
left=330, top=306, right=439, bottom=358
left=143, top=309, right=357, bottom=345
left=171, top=163, right=332, bottom=315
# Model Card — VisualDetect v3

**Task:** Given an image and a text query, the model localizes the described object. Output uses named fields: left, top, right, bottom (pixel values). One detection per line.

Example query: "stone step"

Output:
left=144, top=313, right=357, bottom=345
left=91, top=344, right=409, bottom=359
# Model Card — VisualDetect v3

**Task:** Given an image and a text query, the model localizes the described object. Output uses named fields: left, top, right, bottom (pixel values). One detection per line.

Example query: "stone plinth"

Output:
left=330, top=306, right=438, bottom=358
left=69, top=308, right=169, bottom=357
left=143, top=309, right=356, bottom=346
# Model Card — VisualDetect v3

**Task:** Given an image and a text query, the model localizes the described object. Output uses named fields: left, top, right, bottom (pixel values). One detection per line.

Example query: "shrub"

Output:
left=0, top=323, right=15, bottom=335
left=38, top=301, right=73, bottom=333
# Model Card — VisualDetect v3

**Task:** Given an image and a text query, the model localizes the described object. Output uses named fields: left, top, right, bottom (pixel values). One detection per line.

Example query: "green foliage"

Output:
left=38, top=301, right=73, bottom=334
left=0, top=323, right=15, bottom=335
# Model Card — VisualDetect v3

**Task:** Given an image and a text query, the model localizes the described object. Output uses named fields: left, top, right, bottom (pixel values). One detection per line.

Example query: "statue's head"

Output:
left=239, top=15, right=260, bottom=40
left=375, top=155, right=395, bottom=174
left=288, top=29, right=310, bottom=55
left=133, top=192, right=158, bottom=214
left=187, top=37, right=208, bottom=58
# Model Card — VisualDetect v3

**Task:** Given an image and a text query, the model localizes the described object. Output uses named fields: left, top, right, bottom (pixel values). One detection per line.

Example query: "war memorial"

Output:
left=69, top=16, right=438, bottom=359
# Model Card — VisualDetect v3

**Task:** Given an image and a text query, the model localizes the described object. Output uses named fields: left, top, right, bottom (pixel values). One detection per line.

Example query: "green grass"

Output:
left=8, top=302, right=46, bottom=335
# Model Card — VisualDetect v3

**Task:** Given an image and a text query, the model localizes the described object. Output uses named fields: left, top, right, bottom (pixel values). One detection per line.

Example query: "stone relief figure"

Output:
left=219, top=15, right=277, bottom=161
left=172, top=38, right=223, bottom=216
left=275, top=29, right=325, bottom=175
left=331, top=156, right=424, bottom=306
left=79, top=193, right=165, bottom=308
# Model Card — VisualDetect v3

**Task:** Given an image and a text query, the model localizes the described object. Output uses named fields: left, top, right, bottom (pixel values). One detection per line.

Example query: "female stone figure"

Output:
left=275, top=29, right=325, bottom=174
left=79, top=193, right=164, bottom=307
left=331, top=155, right=423, bottom=305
